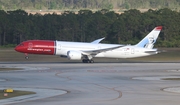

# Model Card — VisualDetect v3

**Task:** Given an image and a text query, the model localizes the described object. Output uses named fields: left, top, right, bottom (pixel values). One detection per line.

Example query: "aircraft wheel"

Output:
left=82, top=59, right=87, bottom=63
left=25, top=56, right=29, bottom=60
left=87, top=60, right=91, bottom=63
left=82, top=59, right=94, bottom=63
left=90, top=60, right=94, bottom=63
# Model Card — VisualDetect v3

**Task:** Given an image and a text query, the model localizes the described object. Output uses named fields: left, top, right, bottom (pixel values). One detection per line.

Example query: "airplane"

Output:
left=15, top=26, right=162, bottom=63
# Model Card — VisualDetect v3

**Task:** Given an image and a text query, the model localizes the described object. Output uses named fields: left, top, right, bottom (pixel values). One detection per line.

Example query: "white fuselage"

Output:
left=55, top=41, right=157, bottom=59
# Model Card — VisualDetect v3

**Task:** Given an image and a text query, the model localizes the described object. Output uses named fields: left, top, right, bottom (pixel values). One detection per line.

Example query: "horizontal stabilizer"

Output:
left=144, top=51, right=158, bottom=54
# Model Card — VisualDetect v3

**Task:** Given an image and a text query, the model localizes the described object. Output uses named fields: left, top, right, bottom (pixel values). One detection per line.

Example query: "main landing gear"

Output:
left=82, top=59, right=94, bottom=63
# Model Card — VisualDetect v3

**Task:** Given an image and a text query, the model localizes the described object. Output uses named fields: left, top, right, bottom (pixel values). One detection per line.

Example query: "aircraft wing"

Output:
left=82, top=45, right=123, bottom=55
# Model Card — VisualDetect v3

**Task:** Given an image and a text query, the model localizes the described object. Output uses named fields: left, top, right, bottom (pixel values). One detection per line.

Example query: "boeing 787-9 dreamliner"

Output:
left=15, top=26, right=162, bottom=63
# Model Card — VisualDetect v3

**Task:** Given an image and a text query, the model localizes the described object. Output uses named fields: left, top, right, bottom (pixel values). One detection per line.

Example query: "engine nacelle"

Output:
left=67, top=50, right=82, bottom=60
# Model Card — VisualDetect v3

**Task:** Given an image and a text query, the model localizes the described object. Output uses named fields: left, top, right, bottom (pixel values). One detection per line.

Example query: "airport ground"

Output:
left=1, top=48, right=180, bottom=105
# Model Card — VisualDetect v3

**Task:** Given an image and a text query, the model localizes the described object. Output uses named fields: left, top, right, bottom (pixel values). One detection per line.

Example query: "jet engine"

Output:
left=67, top=50, right=82, bottom=60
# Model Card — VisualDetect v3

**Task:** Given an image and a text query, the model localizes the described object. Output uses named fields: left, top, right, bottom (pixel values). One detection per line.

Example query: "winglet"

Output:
left=155, top=26, right=162, bottom=31
left=91, top=37, right=105, bottom=44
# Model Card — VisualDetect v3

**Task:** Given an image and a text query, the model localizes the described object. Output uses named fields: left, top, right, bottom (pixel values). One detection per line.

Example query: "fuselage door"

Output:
left=55, top=42, right=62, bottom=55
left=57, top=43, right=61, bottom=50
left=131, top=48, right=135, bottom=54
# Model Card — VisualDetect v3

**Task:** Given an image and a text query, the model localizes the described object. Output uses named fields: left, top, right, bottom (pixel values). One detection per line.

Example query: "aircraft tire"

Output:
left=82, top=59, right=87, bottom=63
left=82, top=59, right=94, bottom=63
left=25, top=56, right=29, bottom=60
left=90, top=60, right=94, bottom=63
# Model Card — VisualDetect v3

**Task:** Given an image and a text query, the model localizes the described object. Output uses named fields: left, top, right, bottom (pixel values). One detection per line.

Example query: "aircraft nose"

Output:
left=14, top=45, right=20, bottom=52
left=15, top=44, right=25, bottom=52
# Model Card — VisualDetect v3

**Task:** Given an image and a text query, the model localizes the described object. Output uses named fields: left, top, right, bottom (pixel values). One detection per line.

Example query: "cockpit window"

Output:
left=19, top=43, right=24, bottom=46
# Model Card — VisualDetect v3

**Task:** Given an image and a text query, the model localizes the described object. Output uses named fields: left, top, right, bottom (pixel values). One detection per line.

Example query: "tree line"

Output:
left=1, top=0, right=180, bottom=11
left=0, top=8, right=180, bottom=47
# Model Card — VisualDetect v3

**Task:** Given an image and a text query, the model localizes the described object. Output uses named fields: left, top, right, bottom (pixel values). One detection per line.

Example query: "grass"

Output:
left=162, top=78, right=180, bottom=80
left=0, top=68, right=23, bottom=71
left=0, top=90, right=36, bottom=99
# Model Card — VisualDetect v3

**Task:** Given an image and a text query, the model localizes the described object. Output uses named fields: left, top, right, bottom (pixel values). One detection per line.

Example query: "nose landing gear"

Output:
left=25, top=53, right=29, bottom=60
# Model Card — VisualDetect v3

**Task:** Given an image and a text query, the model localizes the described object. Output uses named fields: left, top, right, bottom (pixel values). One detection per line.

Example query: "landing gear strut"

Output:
left=25, top=53, right=29, bottom=60
left=82, top=59, right=94, bottom=63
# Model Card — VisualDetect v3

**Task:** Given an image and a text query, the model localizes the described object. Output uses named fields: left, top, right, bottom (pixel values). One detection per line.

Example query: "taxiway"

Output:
left=0, top=63, right=180, bottom=105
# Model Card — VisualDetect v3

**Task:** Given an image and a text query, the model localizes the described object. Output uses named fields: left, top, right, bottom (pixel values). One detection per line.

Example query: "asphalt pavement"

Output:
left=0, top=63, right=180, bottom=105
